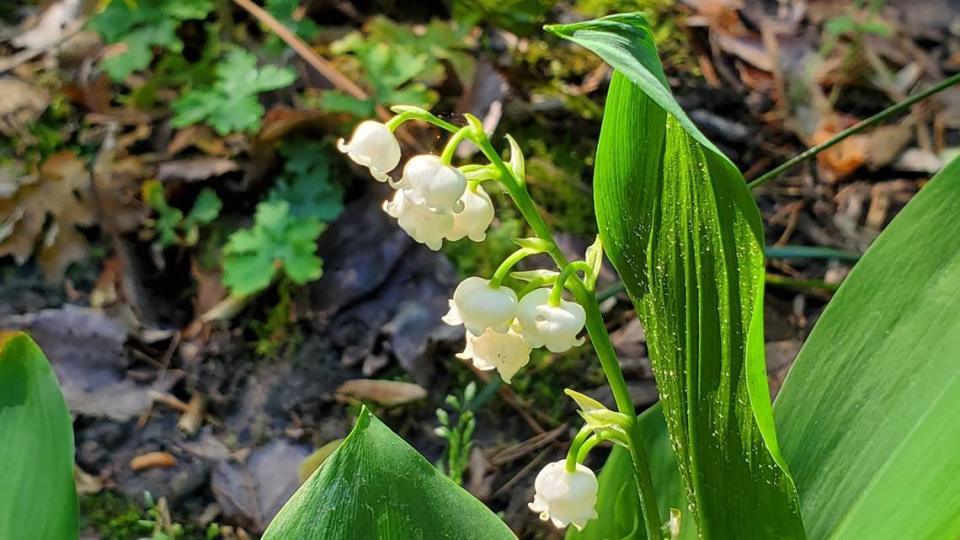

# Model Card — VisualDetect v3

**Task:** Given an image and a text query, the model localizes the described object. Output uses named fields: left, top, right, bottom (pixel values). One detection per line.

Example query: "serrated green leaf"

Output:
left=0, top=332, right=78, bottom=540
left=223, top=201, right=323, bottom=295
left=186, top=189, right=222, bottom=225
left=549, top=13, right=805, bottom=539
left=774, top=155, right=960, bottom=539
left=265, top=0, right=319, bottom=41
left=318, top=91, right=376, bottom=117
left=268, top=141, right=344, bottom=222
left=88, top=0, right=213, bottom=81
left=172, top=49, right=295, bottom=134
left=263, top=406, right=514, bottom=539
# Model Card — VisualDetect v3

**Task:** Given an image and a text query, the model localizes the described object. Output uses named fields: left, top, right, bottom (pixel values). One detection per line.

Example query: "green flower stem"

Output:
left=402, top=111, right=663, bottom=538
left=518, top=275, right=558, bottom=297
left=441, top=127, right=473, bottom=164
left=566, top=425, right=595, bottom=473
left=470, top=135, right=663, bottom=540
left=577, top=431, right=627, bottom=463
left=549, top=261, right=596, bottom=306
left=489, top=247, right=542, bottom=288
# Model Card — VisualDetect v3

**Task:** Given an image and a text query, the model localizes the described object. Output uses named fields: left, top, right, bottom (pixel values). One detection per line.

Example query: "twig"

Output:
left=230, top=0, right=421, bottom=149
left=231, top=0, right=364, bottom=98
left=748, top=72, right=960, bottom=189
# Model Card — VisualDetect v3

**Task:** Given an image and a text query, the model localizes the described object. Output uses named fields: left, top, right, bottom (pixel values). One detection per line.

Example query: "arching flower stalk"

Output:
left=339, top=105, right=664, bottom=535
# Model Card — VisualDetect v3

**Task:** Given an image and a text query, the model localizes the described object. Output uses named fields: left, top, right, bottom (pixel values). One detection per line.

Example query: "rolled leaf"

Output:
left=548, top=13, right=805, bottom=539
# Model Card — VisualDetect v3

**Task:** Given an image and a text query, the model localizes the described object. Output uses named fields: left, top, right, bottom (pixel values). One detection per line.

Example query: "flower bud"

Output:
left=383, top=189, right=452, bottom=250
left=337, top=120, right=402, bottom=182
left=456, top=327, right=531, bottom=384
left=528, top=461, right=598, bottom=530
left=442, top=277, right=518, bottom=335
left=517, top=288, right=586, bottom=353
left=399, top=155, right=468, bottom=214
left=445, top=185, right=495, bottom=242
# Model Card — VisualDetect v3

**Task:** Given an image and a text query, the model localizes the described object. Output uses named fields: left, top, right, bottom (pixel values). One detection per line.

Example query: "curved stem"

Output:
left=441, top=127, right=472, bottom=164
left=472, top=135, right=663, bottom=540
left=576, top=431, right=627, bottom=463
left=490, top=247, right=541, bottom=288
left=549, top=261, right=595, bottom=306
left=566, top=425, right=595, bottom=473
left=400, top=113, right=663, bottom=537
left=749, top=72, right=960, bottom=189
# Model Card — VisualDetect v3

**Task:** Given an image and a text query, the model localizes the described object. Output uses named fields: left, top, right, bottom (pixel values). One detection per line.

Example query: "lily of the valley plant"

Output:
left=338, top=108, right=648, bottom=532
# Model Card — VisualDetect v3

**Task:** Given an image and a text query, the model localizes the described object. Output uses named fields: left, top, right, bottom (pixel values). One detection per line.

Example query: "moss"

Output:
left=79, top=491, right=144, bottom=540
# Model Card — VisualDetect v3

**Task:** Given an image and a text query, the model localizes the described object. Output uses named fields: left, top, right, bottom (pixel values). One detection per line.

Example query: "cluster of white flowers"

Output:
left=442, top=277, right=586, bottom=383
left=338, top=121, right=495, bottom=250
left=340, top=117, right=599, bottom=532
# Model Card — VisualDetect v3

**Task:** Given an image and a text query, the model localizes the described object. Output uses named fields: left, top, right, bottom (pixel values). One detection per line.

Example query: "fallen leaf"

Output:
left=0, top=77, right=49, bottom=139
left=212, top=440, right=310, bottom=533
left=157, top=157, right=240, bottom=182
left=11, top=0, right=84, bottom=50
left=0, top=305, right=159, bottom=420
left=335, top=379, right=427, bottom=407
left=812, top=114, right=869, bottom=180
left=130, top=451, right=178, bottom=471
left=167, top=125, right=229, bottom=157
left=0, top=151, right=97, bottom=280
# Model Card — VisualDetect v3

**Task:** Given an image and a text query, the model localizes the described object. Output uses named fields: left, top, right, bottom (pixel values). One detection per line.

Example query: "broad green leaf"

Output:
left=774, top=156, right=960, bottom=539
left=568, top=404, right=696, bottom=540
left=548, top=13, right=805, bottom=538
left=0, top=332, right=78, bottom=539
left=263, top=406, right=514, bottom=539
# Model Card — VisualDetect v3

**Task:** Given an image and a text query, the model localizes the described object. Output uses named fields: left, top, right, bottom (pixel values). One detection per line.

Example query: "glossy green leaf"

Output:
left=568, top=404, right=696, bottom=540
left=263, top=406, right=514, bottom=539
left=774, top=156, right=960, bottom=539
left=548, top=13, right=805, bottom=538
left=0, top=332, right=78, bottom=539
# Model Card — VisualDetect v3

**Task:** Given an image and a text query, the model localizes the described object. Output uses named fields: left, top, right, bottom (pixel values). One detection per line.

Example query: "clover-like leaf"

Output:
left=172, top=49, right=296, bottom=134
left=267, top=141, right=344, bottom=222
left=223, top=201, right=324, bottom=296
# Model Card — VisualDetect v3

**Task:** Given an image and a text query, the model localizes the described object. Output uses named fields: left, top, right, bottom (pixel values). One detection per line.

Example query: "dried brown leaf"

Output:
left=0, top=151, right=97, bottom=280
left=334, top=379, right=427, bottom=407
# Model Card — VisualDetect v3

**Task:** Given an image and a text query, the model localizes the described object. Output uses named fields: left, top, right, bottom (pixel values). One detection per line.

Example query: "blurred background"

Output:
left=1, top=0, right=958, bottom=537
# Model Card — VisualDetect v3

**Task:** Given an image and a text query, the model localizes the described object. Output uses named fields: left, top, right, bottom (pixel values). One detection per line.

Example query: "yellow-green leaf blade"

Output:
left=774, top=156, right=960, bottom=540
left=0, top=332, right=78, bottom=539
left=263, top=406, right=515, bottom=539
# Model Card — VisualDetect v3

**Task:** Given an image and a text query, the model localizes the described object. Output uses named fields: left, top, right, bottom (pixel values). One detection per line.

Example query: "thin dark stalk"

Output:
left=748, top=72, right=960, bottom=189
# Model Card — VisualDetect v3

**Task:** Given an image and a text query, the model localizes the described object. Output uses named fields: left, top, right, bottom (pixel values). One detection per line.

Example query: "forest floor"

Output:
left=1, top=0, right=958, bottom=538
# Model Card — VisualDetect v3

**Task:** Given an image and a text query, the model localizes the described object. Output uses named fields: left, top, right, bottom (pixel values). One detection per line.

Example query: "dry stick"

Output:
left=230, top=0, right=422, bottom=149
left=748, top=72, right=960, bottom=190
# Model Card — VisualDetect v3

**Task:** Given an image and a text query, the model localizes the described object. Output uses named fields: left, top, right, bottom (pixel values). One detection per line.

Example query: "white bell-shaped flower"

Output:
left=517, top=288, right=586, bottom=353
left=445, top=185, right=495, bottom=242
left=337, top=120, right=402, bottom=182
left=456, top=327, right=531, bottom=383
left=383, top=189, right=452, bottom=251
left=442, top=277, right=518, bottom=335
left=528, top=461, right=599, bottom=530
left=399, top=154, right=467, bottom=214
